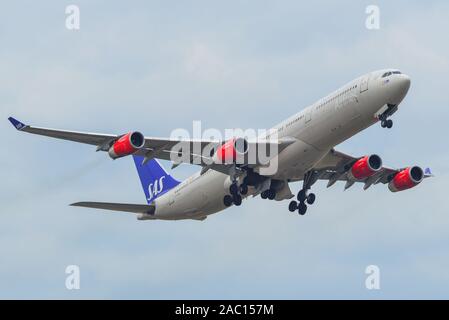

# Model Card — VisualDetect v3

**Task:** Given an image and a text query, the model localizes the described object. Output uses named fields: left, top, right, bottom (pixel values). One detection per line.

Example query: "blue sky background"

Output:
left=1, top=0, right=449, bottom=299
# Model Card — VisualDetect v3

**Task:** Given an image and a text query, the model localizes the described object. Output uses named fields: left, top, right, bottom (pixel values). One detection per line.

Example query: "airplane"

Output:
left=8, top=69, right=433, bottom=221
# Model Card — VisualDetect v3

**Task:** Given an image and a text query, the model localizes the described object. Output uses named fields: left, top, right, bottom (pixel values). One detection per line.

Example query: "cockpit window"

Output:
left=382, top=71, right=401, bottom=78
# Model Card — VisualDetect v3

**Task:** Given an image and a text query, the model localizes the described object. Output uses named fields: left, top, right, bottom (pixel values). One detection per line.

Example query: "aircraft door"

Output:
left=360, top=75, right=369, bottom=93
left=305, top=110, right=312, bottom=123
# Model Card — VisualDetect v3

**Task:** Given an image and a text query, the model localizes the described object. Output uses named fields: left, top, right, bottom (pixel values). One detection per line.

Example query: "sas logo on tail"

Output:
left=147, top=176, right=166, bottom=202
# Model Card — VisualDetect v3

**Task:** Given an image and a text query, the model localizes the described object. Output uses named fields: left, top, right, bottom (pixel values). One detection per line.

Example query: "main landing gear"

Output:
left=288, top=192, right=316, bottom=215
left=223, top=178, right=249, bottom=207
left=260, top=188, right=276, bottom=200
left=379, top=104, right=397, bottom=129
left=288, top=171, right=318, bottom=215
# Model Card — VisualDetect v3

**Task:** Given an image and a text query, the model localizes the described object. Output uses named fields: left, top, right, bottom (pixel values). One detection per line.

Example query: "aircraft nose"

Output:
left=387, top=73, right=411, bottom=105
left=398, top=74, right=411, bottom=93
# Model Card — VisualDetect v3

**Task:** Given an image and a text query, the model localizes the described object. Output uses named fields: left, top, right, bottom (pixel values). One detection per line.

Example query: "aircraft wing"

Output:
left=8, top=117, right=294, bottom=170
left=8, top=117, right=219, bottom=152
left=313, top=148, right=433, bottom=190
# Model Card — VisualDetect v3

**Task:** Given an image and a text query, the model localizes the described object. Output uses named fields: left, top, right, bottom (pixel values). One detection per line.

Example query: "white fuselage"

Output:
left=150, top=69, right=411, bottom=220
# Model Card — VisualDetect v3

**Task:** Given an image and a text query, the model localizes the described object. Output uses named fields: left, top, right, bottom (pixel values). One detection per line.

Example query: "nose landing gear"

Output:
left=381, top=119, right=393, bottom=129
left=378, top=104, right=397, bottom=129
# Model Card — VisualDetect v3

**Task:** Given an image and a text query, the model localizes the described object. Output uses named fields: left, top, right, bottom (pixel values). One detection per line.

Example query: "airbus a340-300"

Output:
left=9, top=69, right=433, bottom=220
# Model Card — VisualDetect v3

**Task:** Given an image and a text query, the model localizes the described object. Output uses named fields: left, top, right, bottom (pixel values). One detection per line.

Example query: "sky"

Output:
left=1, top=0, right=449, bottom=299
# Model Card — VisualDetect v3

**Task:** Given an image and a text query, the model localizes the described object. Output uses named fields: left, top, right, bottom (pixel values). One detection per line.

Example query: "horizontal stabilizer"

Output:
left=70, top=201, right=155, bottom=215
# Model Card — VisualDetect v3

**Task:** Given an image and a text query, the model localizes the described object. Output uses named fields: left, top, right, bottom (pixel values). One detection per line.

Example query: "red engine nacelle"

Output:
left=348, top=154, right=382, bottom=180
left=108, top=131, right=145, bottom=159
left=214, top=137, right=248, bottom=164
left=388, top=166, right=424, bottom=192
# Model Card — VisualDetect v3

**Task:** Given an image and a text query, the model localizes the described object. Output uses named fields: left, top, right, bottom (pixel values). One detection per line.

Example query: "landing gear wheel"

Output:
left=297, top=202, right=307, bottom=215
left=239, top=184, right=248, bottom=195
left=229, top=183, right=238, bottom=195
left=267, top=189, right=276, bottom=200
left=381, top=119, right=393, bottom=129
left=297, top=189, right=307, bottom=202
left=261, top=190, right=268, bottom=199
left=233, top=194, right=242, bottom=206
left=288, top=201, right=297, bottom=212
left=223, top=195, right=233, bottom=207
left=306, top=193, right=316, bottom=205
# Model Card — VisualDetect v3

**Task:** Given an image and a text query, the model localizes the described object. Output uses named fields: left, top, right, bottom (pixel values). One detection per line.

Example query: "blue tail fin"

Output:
left=132, top=156, right=181, bottom=204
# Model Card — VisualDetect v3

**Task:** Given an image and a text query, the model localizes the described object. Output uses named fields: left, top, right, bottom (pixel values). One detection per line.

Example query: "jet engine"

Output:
left=214, top=137, right=248, bottom=164
left=388, top=166, right=424, bottom=192
left=348, top=154, right=382, bottom=180
left=108, top=132, right=145, bottom=159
